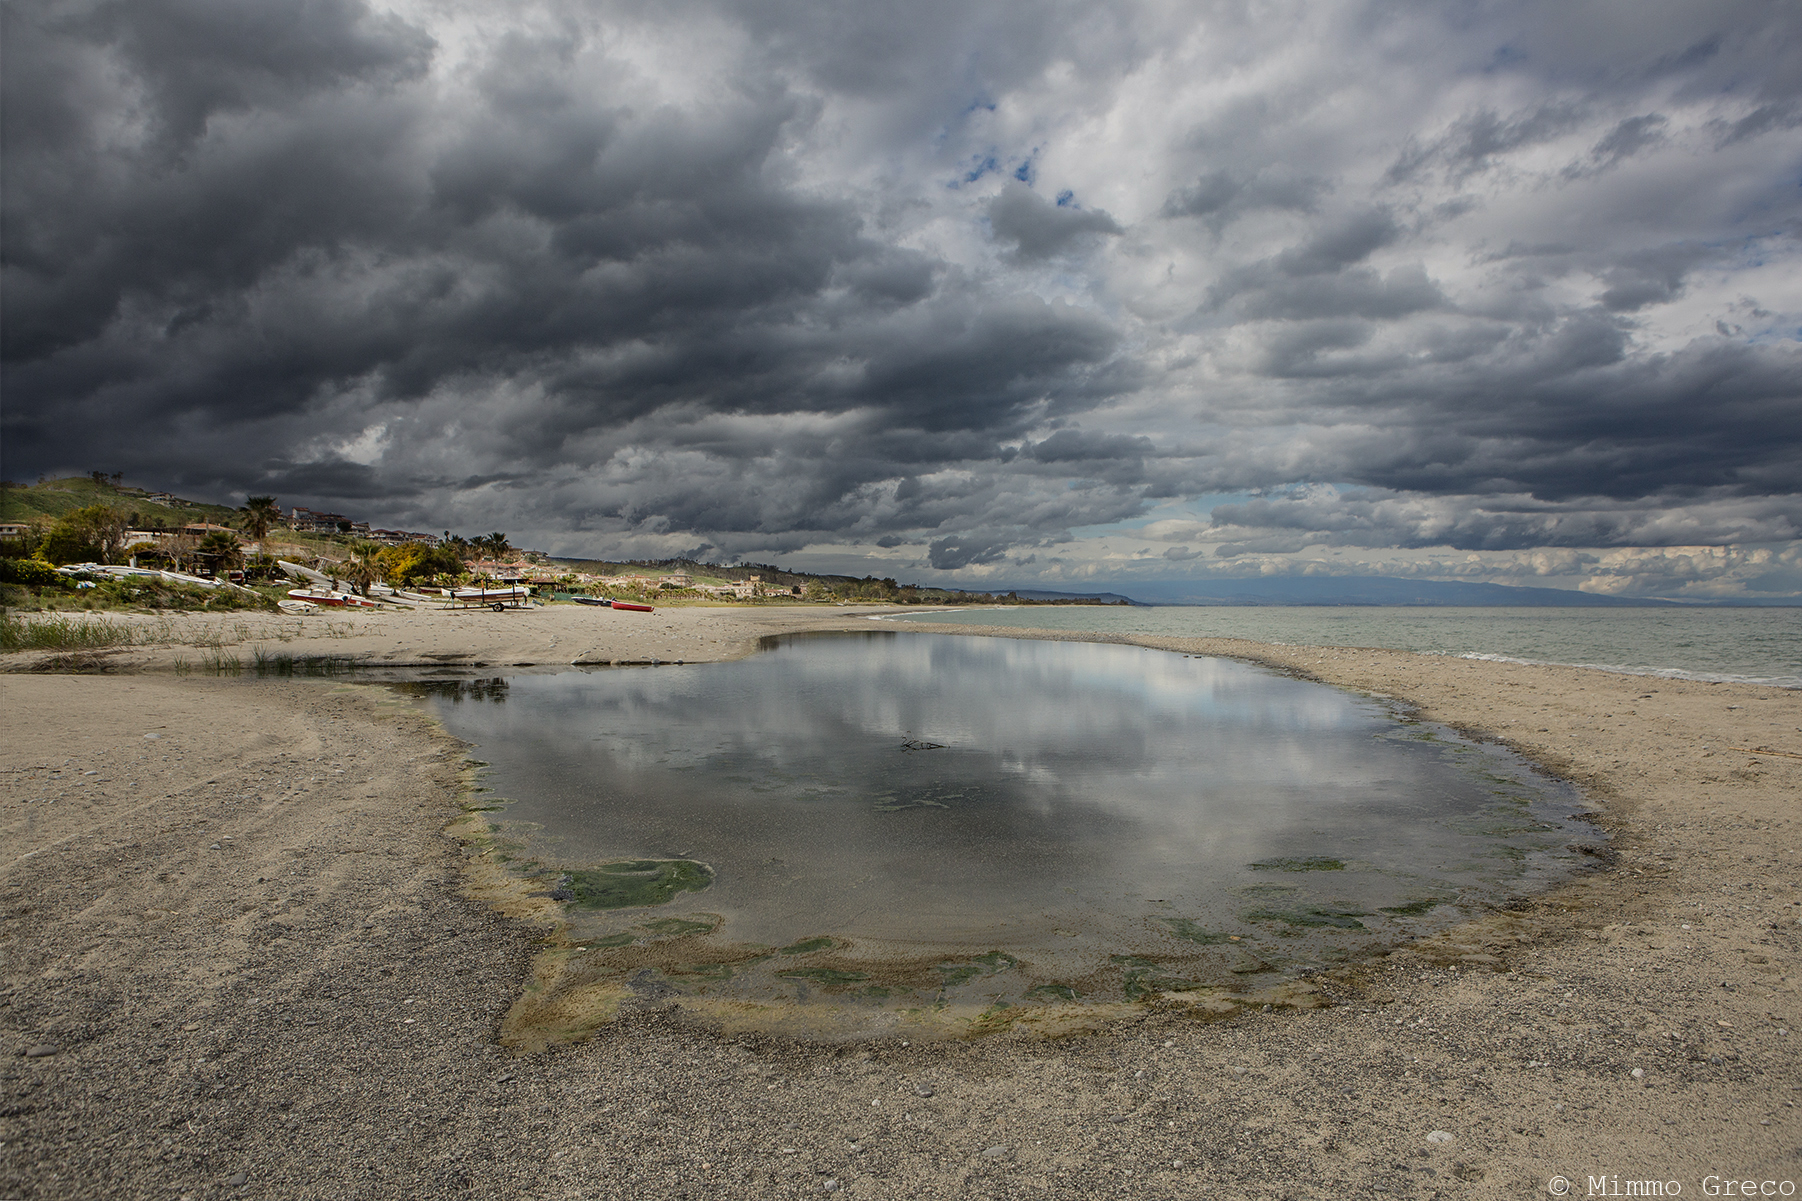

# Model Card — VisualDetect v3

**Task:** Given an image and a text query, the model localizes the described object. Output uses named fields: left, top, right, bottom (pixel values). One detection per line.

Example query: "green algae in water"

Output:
left=1112, top=954, right=1200, bottom=1000
left=1026, top=983, right=1079, bottom=1002
left=1249, top=856, right=1345, bottom=872
left=1380, top=897, right=1446, bottom=916
left=563, top=859, right=713, bottom=909
left=937, top=950, right=1018, bottom=987
left=779, top=936, right=836, bottom=955
left=777, top=967, right=870, bottom=988
left=1161, top=918, right=1234, bottom=945
left=1244, top=905, right=1370, bottom=929
left=639, top=916, right=721, bottom=937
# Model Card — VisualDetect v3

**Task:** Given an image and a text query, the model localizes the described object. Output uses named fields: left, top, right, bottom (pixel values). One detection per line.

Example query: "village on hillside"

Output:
left=1, top=474, right=1107, bottom=612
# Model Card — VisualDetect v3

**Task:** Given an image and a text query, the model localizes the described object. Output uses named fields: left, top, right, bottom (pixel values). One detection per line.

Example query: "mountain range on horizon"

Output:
left=995, top=577, right=1799, bottom=607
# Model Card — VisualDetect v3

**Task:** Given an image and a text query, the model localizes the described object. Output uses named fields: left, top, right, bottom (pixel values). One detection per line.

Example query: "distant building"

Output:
left=288, top=507, right=354, bottom=533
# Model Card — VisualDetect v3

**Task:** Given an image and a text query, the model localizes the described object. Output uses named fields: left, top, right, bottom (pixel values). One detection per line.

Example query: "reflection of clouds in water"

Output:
left=433, top=634, right=1578, bottom=948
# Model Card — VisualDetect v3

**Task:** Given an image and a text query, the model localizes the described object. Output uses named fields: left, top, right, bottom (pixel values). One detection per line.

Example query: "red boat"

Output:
left=608, top=600, right=655, bottom=612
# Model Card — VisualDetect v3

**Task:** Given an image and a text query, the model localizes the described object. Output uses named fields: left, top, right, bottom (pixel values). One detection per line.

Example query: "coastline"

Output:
left=3, top=605, right=1797, bottom=1196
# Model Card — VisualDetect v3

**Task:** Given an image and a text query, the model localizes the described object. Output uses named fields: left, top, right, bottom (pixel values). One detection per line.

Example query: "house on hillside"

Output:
left=289, top=507, right=355, bottom=533
left=367, top=528, right=442, bottom=547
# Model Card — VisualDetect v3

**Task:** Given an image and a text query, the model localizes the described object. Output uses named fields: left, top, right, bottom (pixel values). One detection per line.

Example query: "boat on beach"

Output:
left=567, top=594, right=653, bottom=611
left=286, top=587, right=381, bottom=609
left=446, top=584, right=532, bottom=610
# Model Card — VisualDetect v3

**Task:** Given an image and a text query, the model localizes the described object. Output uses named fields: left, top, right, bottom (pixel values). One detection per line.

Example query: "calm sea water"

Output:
left=423, top=633, right=1596, bottom=1022
left=885, top=606, right=1802, bottom=689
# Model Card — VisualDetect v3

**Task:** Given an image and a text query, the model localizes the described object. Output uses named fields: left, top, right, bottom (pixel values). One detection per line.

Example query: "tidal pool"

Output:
left=416, top=633, right=1601, bottom=1033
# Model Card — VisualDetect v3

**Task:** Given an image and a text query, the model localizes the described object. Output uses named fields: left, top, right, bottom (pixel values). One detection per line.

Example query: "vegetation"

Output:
left=0, top=475, right=238, bottom=528
left=0, top=563, right=277, bottom=615
left=238, top=495, right=281, bottom=542
left=377, top=541, right=467, bottom=586
left=0, top=612, right=136, bottom=651
left=3, top=477, right=1132, bottom=609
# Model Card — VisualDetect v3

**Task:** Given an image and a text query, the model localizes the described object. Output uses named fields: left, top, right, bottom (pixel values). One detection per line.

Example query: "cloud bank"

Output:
left=4, top=0, right=1799, bottom=596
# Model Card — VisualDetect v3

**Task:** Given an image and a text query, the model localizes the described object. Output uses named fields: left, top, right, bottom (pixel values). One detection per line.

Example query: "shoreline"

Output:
left=4, top=605, right=1797, bottom=1196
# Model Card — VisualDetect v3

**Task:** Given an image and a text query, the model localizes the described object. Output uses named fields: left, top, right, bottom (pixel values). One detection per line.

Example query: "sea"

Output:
left=882, top=605, right=1802, bottom=690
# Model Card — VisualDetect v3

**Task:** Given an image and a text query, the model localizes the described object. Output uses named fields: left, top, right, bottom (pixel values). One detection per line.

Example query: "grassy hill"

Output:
left=1, top=476, right=240, bottom=529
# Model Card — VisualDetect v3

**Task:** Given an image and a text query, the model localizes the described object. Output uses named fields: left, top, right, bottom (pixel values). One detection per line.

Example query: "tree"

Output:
left=37, top=526, right=100, bottom=566
left=47, top=504, right=129, bottom=564
left=343, top=540, right=385, bottom=596
left=378, top=542, right=467, bottom=586
left=196, top=530, right=243, bottom=574
left=238, top=496, right=280, bottom=543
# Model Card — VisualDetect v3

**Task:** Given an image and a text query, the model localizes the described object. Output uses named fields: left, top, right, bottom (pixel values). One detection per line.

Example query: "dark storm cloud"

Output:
left=3, top=0, right=1800, bottom=590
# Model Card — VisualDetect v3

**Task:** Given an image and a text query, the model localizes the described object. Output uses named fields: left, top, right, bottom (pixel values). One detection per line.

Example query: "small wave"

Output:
left=1454, top=652, right=1800, bottom=690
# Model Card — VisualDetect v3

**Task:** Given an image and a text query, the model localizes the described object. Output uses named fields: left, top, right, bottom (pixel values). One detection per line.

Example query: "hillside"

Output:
left=0, top=476, right=240, bottom=528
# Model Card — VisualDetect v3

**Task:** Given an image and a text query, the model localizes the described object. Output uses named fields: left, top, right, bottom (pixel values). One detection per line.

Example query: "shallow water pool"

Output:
left=417, top=633, right=1601, bottom=1031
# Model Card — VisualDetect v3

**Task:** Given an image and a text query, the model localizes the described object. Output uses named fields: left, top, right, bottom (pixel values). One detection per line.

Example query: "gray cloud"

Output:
left=987, top=181, right=1122, bottom=260
left=3, top=0, right=1799, bottom=595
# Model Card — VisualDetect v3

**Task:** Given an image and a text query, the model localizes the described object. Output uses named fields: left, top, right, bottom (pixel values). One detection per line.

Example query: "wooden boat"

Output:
left=287, top=587, right=380, bottom=609
left=607, top=600, right=655, bottom=612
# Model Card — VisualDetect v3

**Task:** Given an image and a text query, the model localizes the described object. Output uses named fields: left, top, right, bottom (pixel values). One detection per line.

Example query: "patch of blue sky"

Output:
left=953, top=152, right=1001, bottom=186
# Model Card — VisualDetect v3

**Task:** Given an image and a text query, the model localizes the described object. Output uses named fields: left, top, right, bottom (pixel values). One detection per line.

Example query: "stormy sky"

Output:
left=5, top=0, right=1800, bottom=597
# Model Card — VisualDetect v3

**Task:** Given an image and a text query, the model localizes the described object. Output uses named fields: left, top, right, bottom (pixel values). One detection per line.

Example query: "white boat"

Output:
left=278, top=598, right=320, bottom=614
left=447, top=584, right=531, bottom=610
left=286, top=587, right=381, bottom=609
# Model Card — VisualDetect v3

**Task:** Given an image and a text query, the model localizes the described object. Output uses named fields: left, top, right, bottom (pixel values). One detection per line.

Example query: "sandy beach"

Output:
left=2, top=604, right=1797, bottom=1199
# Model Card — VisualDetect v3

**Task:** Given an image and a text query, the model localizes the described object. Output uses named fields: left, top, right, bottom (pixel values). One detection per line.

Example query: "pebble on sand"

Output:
left=23, top=1044, right=57, bottom=1058
left=1426, top=1130, right=1455, bottom=1144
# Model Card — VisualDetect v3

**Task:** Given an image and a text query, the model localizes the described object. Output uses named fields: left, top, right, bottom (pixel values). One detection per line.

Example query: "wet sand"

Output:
left=3, top=604, right=1797, bottom=1197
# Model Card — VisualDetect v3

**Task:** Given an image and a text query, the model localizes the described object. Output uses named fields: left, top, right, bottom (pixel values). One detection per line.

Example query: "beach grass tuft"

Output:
left=251, top=647, right=360, bottom=676
left=0, top=612, right=137, bottom=651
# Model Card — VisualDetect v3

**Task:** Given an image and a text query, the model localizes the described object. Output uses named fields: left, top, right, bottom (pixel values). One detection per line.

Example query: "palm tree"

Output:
left=238, top=496, right=280, bottom=544
left=196, top=530, right=243, bottom=577
left=343, top=540, right=385, bottom=597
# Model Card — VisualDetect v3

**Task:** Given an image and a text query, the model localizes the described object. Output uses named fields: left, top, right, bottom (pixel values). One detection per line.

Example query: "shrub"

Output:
left=0, top=558, right=57, bottom=586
